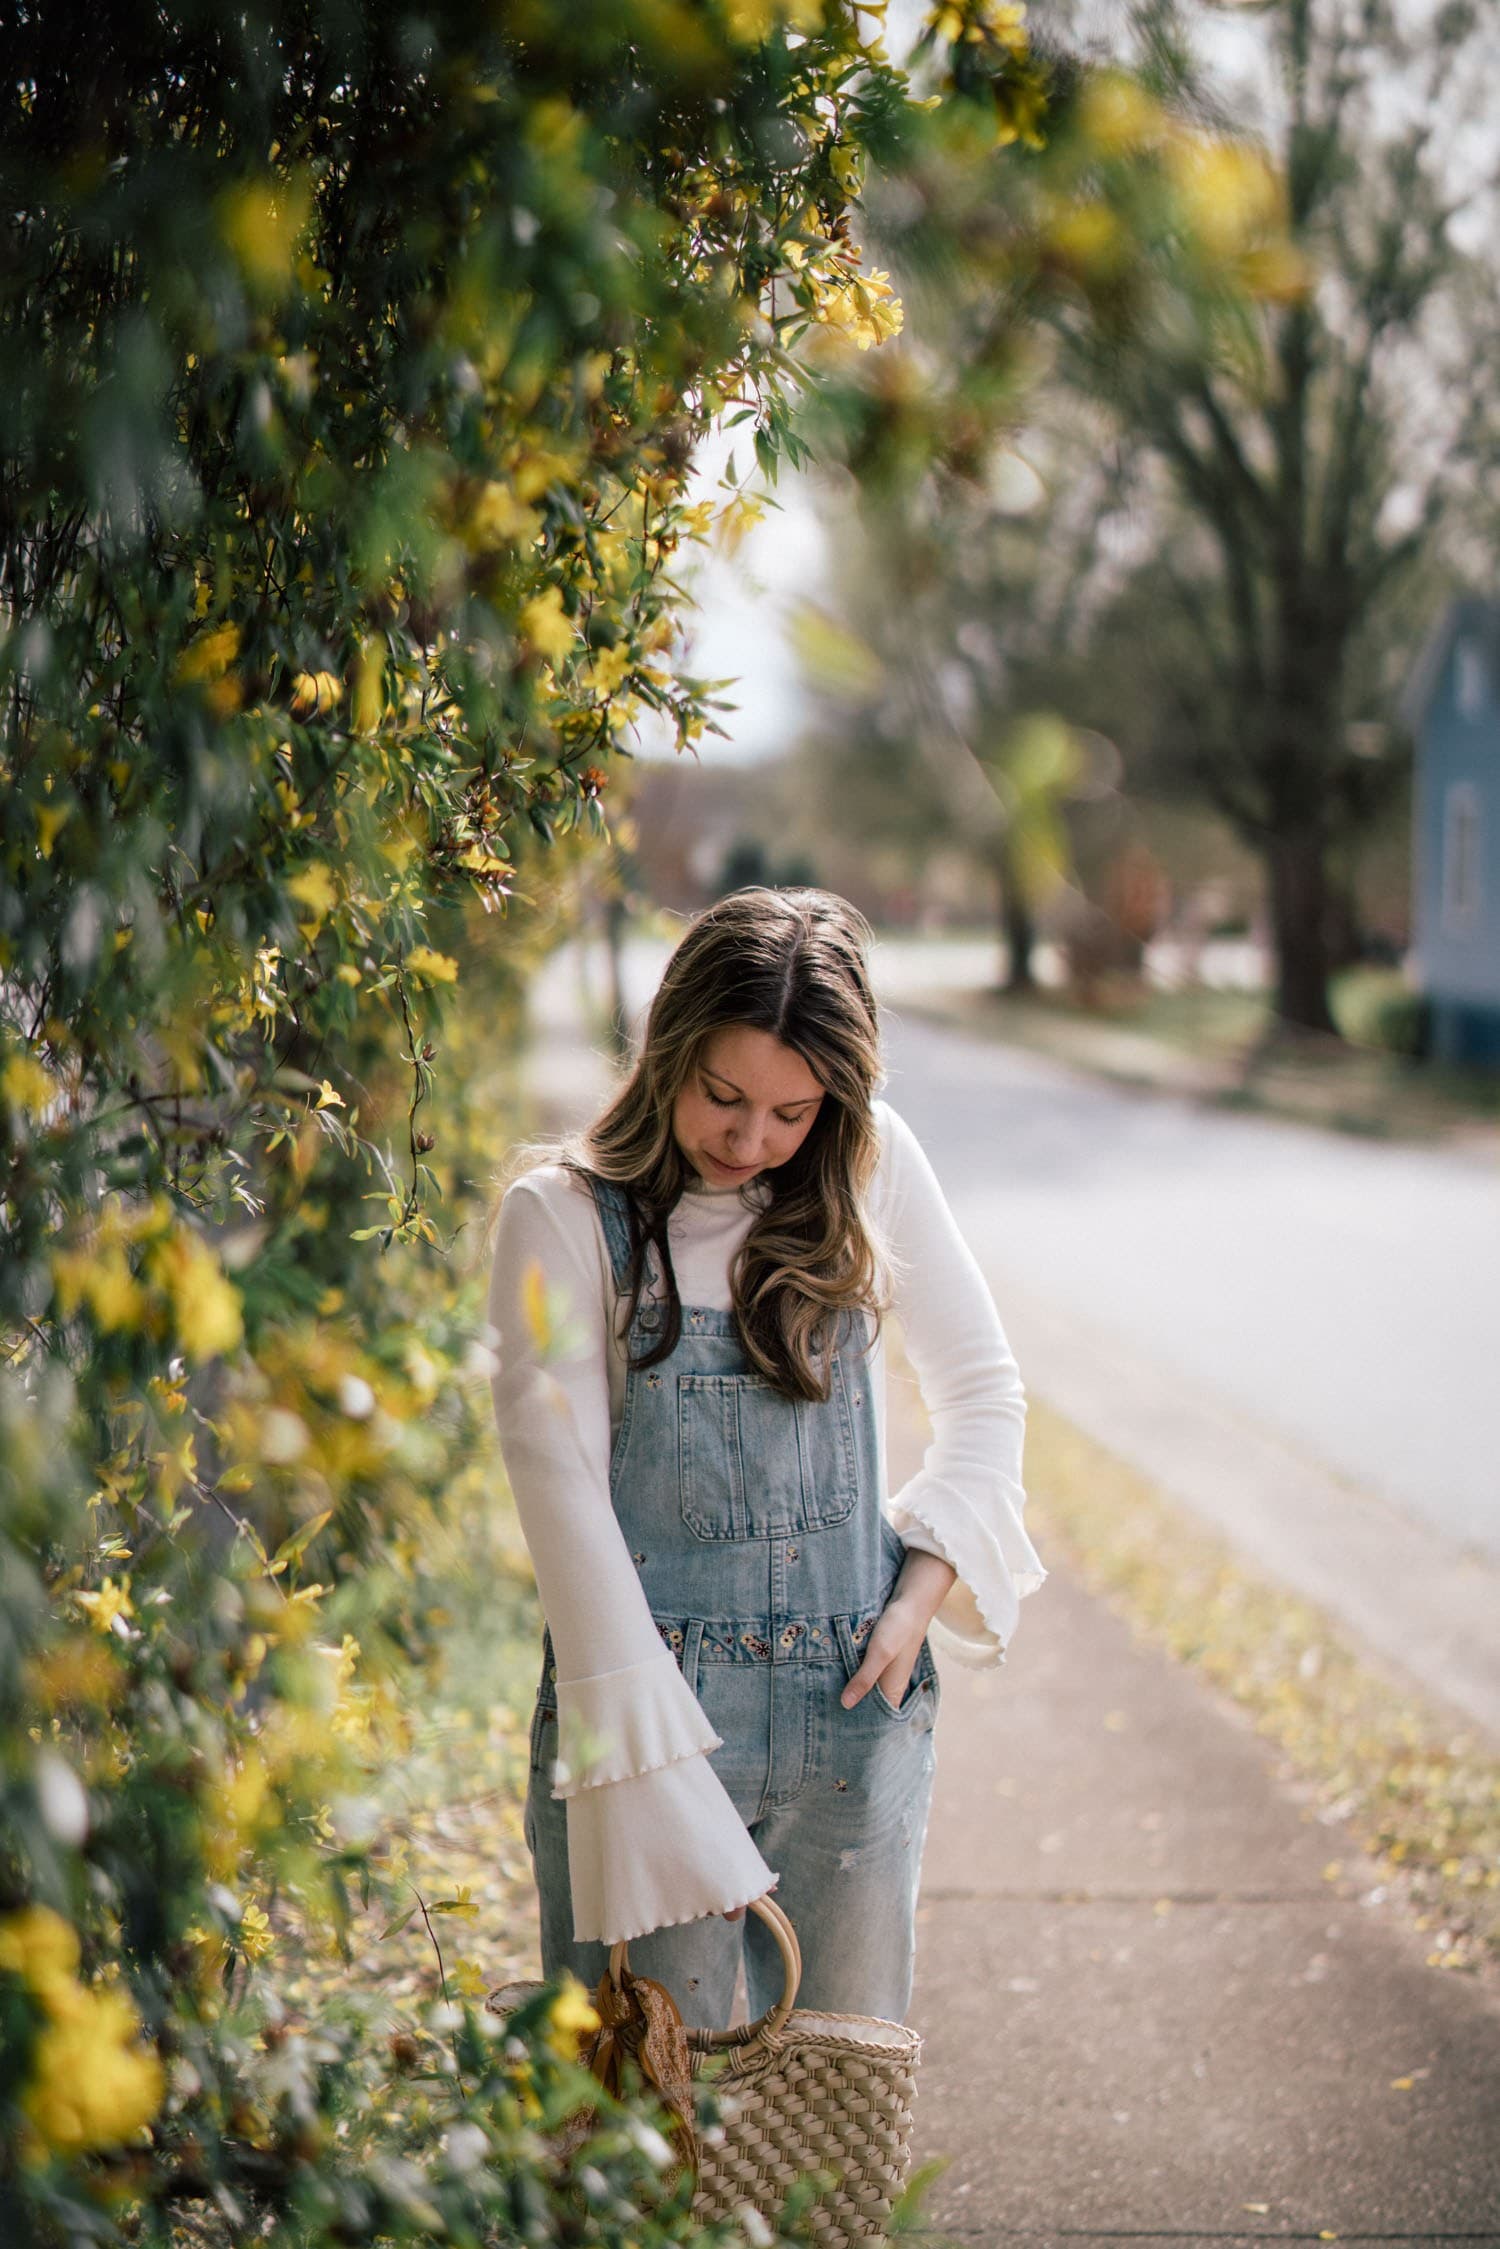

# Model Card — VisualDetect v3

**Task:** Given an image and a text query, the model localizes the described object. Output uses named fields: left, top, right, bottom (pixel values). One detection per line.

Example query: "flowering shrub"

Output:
left=0, top=2, right=1006, bottom=2240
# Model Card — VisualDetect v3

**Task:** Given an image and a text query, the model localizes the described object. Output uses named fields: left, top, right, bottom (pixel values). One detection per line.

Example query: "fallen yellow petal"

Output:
left=522, top=1258, right=551, bottom=1353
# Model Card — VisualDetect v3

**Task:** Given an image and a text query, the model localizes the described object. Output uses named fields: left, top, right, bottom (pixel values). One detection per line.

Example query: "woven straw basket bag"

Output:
left=487, top=1893, right=922, bottom=2246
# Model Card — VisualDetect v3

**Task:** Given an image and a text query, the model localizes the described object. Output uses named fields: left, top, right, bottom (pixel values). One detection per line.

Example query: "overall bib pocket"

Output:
left=677, top=1361, right=858, bottom=1540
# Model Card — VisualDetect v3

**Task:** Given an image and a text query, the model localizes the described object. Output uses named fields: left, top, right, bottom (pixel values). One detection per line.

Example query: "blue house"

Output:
left=1400, top=597, right=1500, bottom=1067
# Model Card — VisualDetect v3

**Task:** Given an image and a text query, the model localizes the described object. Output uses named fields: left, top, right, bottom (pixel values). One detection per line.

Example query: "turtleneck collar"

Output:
left=682, top=1169, right=772, bottom=1201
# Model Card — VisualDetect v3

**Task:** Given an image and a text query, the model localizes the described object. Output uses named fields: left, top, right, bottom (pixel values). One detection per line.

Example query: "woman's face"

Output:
left=672, top=1025, right=826, bottom=1188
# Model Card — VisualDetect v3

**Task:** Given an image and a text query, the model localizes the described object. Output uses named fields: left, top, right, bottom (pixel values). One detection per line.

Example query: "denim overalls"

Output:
left=524, top=1174, right=941, bottom=2030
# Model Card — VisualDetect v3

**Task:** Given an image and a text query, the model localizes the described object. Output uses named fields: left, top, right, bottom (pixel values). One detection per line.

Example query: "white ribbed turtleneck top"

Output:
left=486, top=1096, right=1045, bottom=1945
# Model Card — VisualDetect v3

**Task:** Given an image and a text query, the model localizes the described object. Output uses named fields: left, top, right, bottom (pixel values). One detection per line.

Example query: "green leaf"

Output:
left=269, top=1511, right=333, bottom=1574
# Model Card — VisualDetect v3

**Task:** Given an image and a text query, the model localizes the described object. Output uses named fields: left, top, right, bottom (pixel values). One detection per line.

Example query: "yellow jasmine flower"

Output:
left=236, top=1902, right=274, bottom=1963
left=2, top=1926, right=165, bottom=2166
left=546, top=1975, right=602, bottom=2059
left=1078, top=68, right=1163, bottom=154
left=584, top=643, right=633, bottom=698
left=992, top=73, right=1048, bottom=150
left=464, top=480, right=540, bottom=550
left=0, top=1904, right=81, bottom=2003
left=286, top=862, right=338, bottom=926
left=146, top=1228, right=243, bottom=1363
left=70, top=1575, right=136, bottom=1635
left=405, top=944, right=459, bottom=986
left=519, top=586, right=576, bottom=666
left=1164, top=131, right=1284, bottom=257
left=174, top=622, right=242, bottom=685
left=289, top=669, right=343, bottom=720
left=3, top=1053, right=59, bottom=1116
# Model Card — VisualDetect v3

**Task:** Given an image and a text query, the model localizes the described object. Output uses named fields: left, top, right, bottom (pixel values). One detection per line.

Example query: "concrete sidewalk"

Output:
left=904, top=1507, right=1500, bottom=2244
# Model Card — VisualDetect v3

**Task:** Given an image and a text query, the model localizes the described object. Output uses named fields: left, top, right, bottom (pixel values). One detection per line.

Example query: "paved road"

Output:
left=874, top=995, right=1500, bottom=1565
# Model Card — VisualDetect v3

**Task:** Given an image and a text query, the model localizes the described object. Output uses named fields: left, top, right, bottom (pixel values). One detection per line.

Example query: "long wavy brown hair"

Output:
left=493, top=886, right=898, bottom=1401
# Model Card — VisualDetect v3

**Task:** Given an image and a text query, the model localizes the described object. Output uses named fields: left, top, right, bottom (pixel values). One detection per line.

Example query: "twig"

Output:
left=409, top=1884, right=467, bottom=2095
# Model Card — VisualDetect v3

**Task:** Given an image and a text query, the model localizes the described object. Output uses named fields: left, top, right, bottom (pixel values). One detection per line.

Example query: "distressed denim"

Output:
left=523, top=1175, right=942, bottom=2030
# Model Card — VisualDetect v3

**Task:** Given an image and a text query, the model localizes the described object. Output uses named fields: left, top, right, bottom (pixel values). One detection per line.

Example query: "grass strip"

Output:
left=897, top=971, right=1500, bottom=1146
left=1023, top=1397, right=1500, bottom=1977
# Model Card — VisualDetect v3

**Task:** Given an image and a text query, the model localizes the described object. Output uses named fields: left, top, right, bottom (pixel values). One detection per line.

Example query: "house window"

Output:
left=1441, top=782, right=1483, bottom=939
left=1454, top=637, right=1489, bottom=721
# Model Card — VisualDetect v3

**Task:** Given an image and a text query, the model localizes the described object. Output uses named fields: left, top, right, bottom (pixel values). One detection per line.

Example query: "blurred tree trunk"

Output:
left=1266, top=826, right=1337, bottom=1033
left=603, top=890, right=631, bottom=1062
left=999, top=841, right=1038, bottom=992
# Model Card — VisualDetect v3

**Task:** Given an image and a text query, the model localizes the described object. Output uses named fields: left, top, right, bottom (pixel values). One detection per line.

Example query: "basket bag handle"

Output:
left=607, top=1892, right=803, bottom=2057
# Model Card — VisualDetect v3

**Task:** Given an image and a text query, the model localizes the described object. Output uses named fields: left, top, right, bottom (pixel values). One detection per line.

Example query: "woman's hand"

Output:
left=722, top=1876, right=778, bottom=1923
left=841, top=1548, right=956, bottom=1711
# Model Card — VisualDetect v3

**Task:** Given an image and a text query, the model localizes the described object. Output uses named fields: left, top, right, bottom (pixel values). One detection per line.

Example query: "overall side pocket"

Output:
left=835, top=1613, right=938, bottom=1723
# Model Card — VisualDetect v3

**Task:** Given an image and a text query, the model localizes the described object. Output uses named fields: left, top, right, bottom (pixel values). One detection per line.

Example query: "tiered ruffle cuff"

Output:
left=563, top=1754, right=781, bottom=1947
left=888, top=1469, right=1047, bottom=1668
left=544, top=1652, right=779, bottom=1947
left=550, top=1652, right=723, bottom=1797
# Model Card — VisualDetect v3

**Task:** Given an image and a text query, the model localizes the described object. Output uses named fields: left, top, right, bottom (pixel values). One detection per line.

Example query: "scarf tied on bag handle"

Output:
left=554, top=1959, right=700, bottom=2189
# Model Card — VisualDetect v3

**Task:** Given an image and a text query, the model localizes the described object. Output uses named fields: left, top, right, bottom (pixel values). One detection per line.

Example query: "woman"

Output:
left=487, top=887, right=1045, bottom=2033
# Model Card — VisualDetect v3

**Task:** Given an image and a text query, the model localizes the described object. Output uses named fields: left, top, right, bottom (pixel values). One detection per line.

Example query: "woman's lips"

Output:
left=708, top=1152, right=756, bottom=1176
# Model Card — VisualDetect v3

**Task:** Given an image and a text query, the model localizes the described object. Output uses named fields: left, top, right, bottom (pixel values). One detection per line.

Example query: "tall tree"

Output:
left=795, top=0, right=1498, bottom=1031
left=784, top=0, right=1306, bottom=993
left=1049, top=0, right=1500, bottom=1031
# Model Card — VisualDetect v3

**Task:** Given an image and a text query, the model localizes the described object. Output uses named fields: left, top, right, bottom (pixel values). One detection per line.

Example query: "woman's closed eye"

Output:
left=705, top=1087, right=807, bottom=1125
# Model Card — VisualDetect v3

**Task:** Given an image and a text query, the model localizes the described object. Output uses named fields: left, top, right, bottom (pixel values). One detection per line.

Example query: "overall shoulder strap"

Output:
left=584, top=1173, right=636, bottom=1293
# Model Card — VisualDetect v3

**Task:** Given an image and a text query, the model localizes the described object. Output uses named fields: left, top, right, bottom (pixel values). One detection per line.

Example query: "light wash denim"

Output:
left=524, top=1175, right=941, bottom=2030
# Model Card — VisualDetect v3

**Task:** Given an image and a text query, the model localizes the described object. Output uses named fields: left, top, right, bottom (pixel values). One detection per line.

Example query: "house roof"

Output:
left=1400, top=596, right=1500, bottom=731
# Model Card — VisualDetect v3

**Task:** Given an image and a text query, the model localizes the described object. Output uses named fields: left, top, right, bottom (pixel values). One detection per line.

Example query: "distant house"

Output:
left=1400, top=598, right=1500, bottom=1066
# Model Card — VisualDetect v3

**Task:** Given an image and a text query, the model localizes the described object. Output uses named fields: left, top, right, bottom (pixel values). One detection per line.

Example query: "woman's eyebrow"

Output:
left=702, top=1067, right=819, bottom=1109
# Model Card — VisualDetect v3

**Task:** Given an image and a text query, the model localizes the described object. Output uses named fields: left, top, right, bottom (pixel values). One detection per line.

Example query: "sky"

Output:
left=647, top=435, right=832, bottom=768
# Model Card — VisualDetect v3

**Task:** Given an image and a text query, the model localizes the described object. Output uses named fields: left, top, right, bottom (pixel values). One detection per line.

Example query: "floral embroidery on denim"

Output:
left=779, top=1622, right=806, bottom=1648
left=851, top=1614, right=875, bottom=1646
left=654, top=1621, right=685, bottom=1656
left=646, top=1372, right=663, bottom=1389
left=631, top=1550, right=647, bottom=1564
left=739, top=1631, right=772, bottom=1661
